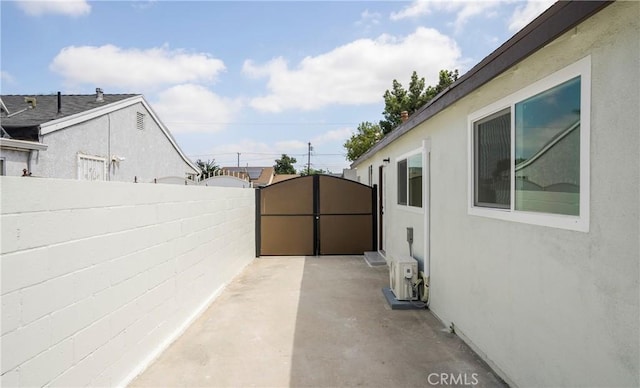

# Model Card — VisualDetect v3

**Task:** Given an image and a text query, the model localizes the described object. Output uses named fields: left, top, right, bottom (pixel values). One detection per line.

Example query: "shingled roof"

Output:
left=1, top=93, right=138, bottom=140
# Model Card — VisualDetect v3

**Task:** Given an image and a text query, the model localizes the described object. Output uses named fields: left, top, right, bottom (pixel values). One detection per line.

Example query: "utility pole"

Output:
left=307, top=142, right=313, bottom=175
left=237, top=152, right=240, bottom=167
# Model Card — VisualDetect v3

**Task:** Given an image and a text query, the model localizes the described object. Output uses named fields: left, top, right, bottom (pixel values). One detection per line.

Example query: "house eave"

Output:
left=0, top=138, right=48, bottom=151
left=351, top=0, right=611, bottom=168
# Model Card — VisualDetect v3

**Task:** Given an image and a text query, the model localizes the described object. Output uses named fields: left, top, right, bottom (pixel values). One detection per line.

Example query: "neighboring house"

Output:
left=0, top=137, right=48, bottom=176
left=271, top=174, right=299, bottom=184
left=220, top=166, right=275, bottom=187
left=0, top=89, right=199, bottom=182
left=352, top=2, right=638, bottom=387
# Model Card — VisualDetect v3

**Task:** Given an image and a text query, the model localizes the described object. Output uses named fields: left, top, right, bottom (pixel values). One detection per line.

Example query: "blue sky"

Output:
left=1, top=0, right=554, bottom=173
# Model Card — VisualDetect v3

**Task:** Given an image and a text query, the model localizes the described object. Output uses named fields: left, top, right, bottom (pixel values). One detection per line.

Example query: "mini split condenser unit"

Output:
left=389, top=256, right=418, bottom=301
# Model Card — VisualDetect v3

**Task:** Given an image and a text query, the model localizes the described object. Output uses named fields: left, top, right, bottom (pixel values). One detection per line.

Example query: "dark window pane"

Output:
left=474, top=109, right=511, bottom=208
left=515, top=77, right=580, bottom=216
left=397, top=159, right=407, bottom=205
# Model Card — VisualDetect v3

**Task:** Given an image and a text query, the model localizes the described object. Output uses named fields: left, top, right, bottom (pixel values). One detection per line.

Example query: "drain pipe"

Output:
left=421, top=139, right=431, bottom=308
left=422, top=140, right=431, bottom=306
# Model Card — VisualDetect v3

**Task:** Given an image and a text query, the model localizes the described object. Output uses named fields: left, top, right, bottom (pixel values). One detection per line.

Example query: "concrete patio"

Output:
left=130, top=256, right=506, bottom=387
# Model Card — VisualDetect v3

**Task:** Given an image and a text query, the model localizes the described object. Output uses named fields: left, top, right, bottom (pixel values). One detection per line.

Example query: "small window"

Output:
left=136, top=112, right=145, bottom=130
left=368, top=165, right=373, bottom=186
left=0, top=158, right=5, bottom=176
left=397, top=152, right=422, bottom=208
left=408, top=154, right=422, bottom=207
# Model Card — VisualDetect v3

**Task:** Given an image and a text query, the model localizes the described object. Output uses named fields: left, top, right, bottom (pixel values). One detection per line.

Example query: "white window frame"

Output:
left=467, top=56, right=590, bottom=232
left=396, top=147, right=425, bottom=213
left=77, top=153, right=107, bottom=181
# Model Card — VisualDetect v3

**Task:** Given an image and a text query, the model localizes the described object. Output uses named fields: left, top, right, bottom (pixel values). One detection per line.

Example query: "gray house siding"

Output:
left=32, top=102, right=195, bottom=182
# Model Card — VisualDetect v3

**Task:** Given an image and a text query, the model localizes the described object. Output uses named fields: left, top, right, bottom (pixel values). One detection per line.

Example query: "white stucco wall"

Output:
left=31, top=101, right=196, bottom=182
left=355, top=2, right=639, bottom=386
left=0, top=177, right=255, bottom=387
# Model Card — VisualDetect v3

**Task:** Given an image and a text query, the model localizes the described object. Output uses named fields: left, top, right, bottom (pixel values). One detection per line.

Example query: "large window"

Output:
left=469, top=57, right=590, bottom=231
left=398, top=152, right=422, bottom=208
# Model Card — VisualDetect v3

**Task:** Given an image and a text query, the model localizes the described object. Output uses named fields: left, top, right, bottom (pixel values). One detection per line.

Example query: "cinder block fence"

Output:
left=0, top=177, right=255, bottom=387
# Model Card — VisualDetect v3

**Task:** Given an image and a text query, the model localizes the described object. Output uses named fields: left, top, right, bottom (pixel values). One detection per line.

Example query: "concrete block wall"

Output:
left=0, top=177, right=256, bottom=387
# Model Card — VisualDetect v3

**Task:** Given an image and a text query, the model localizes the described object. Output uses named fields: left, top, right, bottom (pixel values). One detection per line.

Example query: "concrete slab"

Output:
left=364, top=251, right=386, bottom=267
left=130, top=256, right=506, bottom=387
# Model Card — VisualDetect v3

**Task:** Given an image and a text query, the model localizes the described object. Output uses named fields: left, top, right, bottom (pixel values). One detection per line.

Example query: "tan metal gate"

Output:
left=257, top=175, right=376, bottom=256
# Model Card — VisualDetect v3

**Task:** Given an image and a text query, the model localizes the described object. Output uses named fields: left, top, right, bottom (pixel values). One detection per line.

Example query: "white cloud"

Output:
left=50, top=44, right=226, bottom=91
left=390, top=1, right=431, bottom=21
left=15, top=0, right=90, bottom=17
left=508, top=0, right=556, bottom=32
left=150, top=84, right=242, bottom=134
left=242, top=27, right=461, bottom=113
left=356, top=9, right=382, bottom=30
left=275, top=140, right=308, bottom=151
left=313, top=128, right=353, bottom=145
left=391, top=1, right=504, bottom=33
left=450, top=1, right=503, bottom=33
left=1, top=70, right=16, bottom=85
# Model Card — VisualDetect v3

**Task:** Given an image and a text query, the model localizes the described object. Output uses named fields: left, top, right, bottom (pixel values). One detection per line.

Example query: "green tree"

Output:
left=274, top=154, right=297, bottom=174
left=424, top=69, right=459, bottom=102
left=379, top=69, right=459, bottom=134
left=343, top=121, right=383, bottom=162
left=301, top=167, right=328, bottom=176
left=196, top=158, right=220, bottom=177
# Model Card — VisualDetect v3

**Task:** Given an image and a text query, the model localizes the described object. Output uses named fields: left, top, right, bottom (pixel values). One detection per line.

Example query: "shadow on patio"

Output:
left=130, top=256, right=506, bottom=387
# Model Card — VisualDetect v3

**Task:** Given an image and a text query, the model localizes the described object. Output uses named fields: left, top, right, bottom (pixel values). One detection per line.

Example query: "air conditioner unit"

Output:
left=389, top=256, right=418, bottom=301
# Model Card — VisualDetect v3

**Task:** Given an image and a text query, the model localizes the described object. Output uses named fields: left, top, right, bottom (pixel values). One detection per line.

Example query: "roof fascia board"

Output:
left=39, top=95, right=142, bottom=135
left=352, top=0, right=611, bottom=167
left=0, top=138, right=48, bottom=151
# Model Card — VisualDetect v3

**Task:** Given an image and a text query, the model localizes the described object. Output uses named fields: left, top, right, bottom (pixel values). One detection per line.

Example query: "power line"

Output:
left=164, top=121, right=360, bottom=126
left=188, top=152, right=346, bottom=158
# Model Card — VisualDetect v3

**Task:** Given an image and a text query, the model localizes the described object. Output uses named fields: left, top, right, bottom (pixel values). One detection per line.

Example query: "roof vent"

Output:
left=24, top=97, right=37, bottom=109
left=96, top=88, right=104, bottom=102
